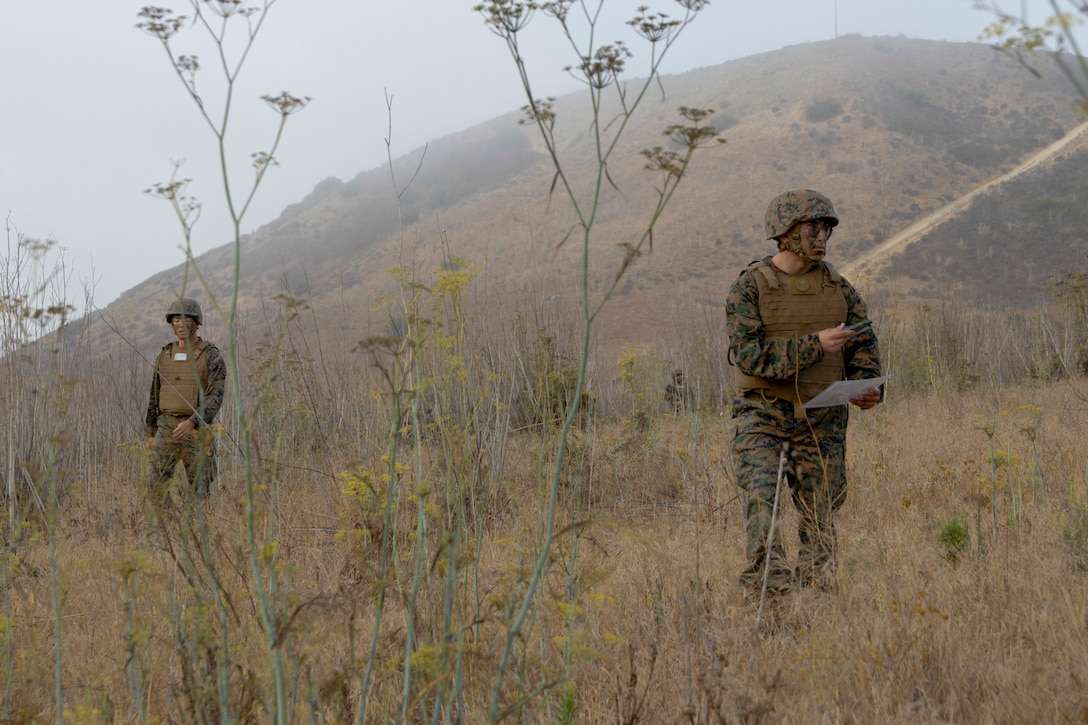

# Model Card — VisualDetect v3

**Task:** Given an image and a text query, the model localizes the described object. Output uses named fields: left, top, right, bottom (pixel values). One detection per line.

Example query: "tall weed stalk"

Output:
left=475, top=0, right=717, bottom=717
left=138, top=2, right=309, bottom=720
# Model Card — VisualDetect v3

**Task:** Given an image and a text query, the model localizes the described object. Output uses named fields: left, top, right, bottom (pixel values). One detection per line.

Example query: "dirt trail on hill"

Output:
left=841, top=119, right=1088, bottom=279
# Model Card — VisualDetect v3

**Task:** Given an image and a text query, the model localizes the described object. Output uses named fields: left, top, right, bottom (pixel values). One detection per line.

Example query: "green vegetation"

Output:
left=938, top=515, right=970, bottom=562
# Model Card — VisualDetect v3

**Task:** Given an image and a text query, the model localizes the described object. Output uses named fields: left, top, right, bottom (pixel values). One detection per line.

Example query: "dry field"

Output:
left=2, top=373, right=1086, bottom=723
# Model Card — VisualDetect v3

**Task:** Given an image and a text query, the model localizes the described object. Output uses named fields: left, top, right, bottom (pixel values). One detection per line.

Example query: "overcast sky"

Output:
left=0, top=0, right=1072, bottom=311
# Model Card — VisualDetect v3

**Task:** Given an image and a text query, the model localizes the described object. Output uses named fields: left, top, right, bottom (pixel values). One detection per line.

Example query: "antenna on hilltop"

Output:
left=834, top=0, right=839, bottom=39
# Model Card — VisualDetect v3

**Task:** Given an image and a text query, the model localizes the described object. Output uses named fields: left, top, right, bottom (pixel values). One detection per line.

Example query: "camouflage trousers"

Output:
left=147, top=414, right=217, bottom=501
left=730, top=393, right=848, bottom=591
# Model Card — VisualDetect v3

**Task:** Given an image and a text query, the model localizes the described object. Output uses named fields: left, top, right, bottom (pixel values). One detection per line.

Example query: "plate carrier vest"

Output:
left=156, top=339, right=212, bottom=417
left=734, top=260, right=848, bottom=407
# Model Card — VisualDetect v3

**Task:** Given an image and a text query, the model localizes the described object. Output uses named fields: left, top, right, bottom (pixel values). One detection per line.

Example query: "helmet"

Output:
left=165, top=297, right=203, bottom=324
left=764, top=189, right=839, bottom=239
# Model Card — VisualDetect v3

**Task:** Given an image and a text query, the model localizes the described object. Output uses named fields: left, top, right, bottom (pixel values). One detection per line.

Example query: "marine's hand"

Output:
left=819, top=323, right=856, bottom=354
left=172, top=419, right=196, bottom=440
left=850, top=389, right=881, bottom=410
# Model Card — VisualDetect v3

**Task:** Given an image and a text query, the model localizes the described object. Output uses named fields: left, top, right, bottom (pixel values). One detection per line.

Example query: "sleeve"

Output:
left=725, top=268, right=824, bottom=380
left=145, top=352, right=162, bottom=437
left=840, top=278, right=882, bottom=382
left=196, top=345, right=227, bottom=427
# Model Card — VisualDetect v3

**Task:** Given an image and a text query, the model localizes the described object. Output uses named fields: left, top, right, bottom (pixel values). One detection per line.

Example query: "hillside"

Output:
left=94, top=35, right=1088, bottom=361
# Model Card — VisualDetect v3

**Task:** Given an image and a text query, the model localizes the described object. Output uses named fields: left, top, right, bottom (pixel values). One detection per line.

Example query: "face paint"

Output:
left=170, top=315, right=198, bottom=342
left=785, top=219, right=833, bottom=264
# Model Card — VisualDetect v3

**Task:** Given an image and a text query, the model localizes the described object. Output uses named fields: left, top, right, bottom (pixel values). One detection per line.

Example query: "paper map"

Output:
left=802, top=376, right=889, bottom=409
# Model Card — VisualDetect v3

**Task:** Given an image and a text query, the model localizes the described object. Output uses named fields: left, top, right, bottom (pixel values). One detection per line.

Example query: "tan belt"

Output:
left=741, top=388, right=808, bottom=418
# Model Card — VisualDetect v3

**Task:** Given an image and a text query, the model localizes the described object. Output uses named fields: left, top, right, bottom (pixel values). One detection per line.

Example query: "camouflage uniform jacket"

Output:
left=145, top=339, right=227, bottom=436
left=726, top=256, right=881, bottom=396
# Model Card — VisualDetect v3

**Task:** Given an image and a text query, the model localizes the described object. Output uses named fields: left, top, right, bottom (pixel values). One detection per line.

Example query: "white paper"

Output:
left=802, top=376, right=889, bottom=409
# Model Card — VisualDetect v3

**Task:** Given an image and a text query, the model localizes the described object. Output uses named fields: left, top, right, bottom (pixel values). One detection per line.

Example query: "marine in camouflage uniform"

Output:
left=664, top=370, right=687, bottom=412
left=145, top=297, right=226, bottom=500
left=726, top=190, right=882, bottom=593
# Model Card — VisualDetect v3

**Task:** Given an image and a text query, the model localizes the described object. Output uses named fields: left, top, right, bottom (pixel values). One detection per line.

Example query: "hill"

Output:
left=93, top=35, right=1088, bottom=362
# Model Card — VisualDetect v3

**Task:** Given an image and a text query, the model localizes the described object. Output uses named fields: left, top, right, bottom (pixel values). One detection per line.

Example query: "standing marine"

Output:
left=145, top=297, right=226, bottom=500
left=664, top=370, right=687, bottom=412
left=726, top=189, right=882, bottom=594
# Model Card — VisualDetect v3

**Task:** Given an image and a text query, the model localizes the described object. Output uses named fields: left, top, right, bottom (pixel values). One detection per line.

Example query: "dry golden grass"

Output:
left=2, top=378, right=1086, bottom=722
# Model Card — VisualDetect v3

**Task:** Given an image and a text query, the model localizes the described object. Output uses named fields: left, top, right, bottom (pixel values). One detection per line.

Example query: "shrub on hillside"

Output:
left=804, top=98, right=843, bottom=122
left=939, top=515, right=971, bottom=562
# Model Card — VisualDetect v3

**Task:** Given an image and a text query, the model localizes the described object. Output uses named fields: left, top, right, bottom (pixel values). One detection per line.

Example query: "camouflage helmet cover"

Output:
left=764, top=189, right=840, bottom=240
left=165, top=297, right=203, bottom=324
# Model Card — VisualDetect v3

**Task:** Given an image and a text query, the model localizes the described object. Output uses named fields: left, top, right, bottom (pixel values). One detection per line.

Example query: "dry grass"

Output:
left=1, top=377, right=1086, bottom=722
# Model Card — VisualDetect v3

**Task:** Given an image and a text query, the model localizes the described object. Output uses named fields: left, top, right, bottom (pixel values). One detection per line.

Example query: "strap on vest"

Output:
left=748, top=259, right=842, bottom=287
left=748, top=260, right=780, bottom=290
left=822, top=260, right=842, bottom=283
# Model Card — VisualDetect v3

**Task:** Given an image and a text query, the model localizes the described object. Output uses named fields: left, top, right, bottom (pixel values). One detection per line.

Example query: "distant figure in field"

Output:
left=145, top=297, right=226, bottom=501
left=664, top=369, right=687, bottom=412
left=726, top=189, right=883, bottom=595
